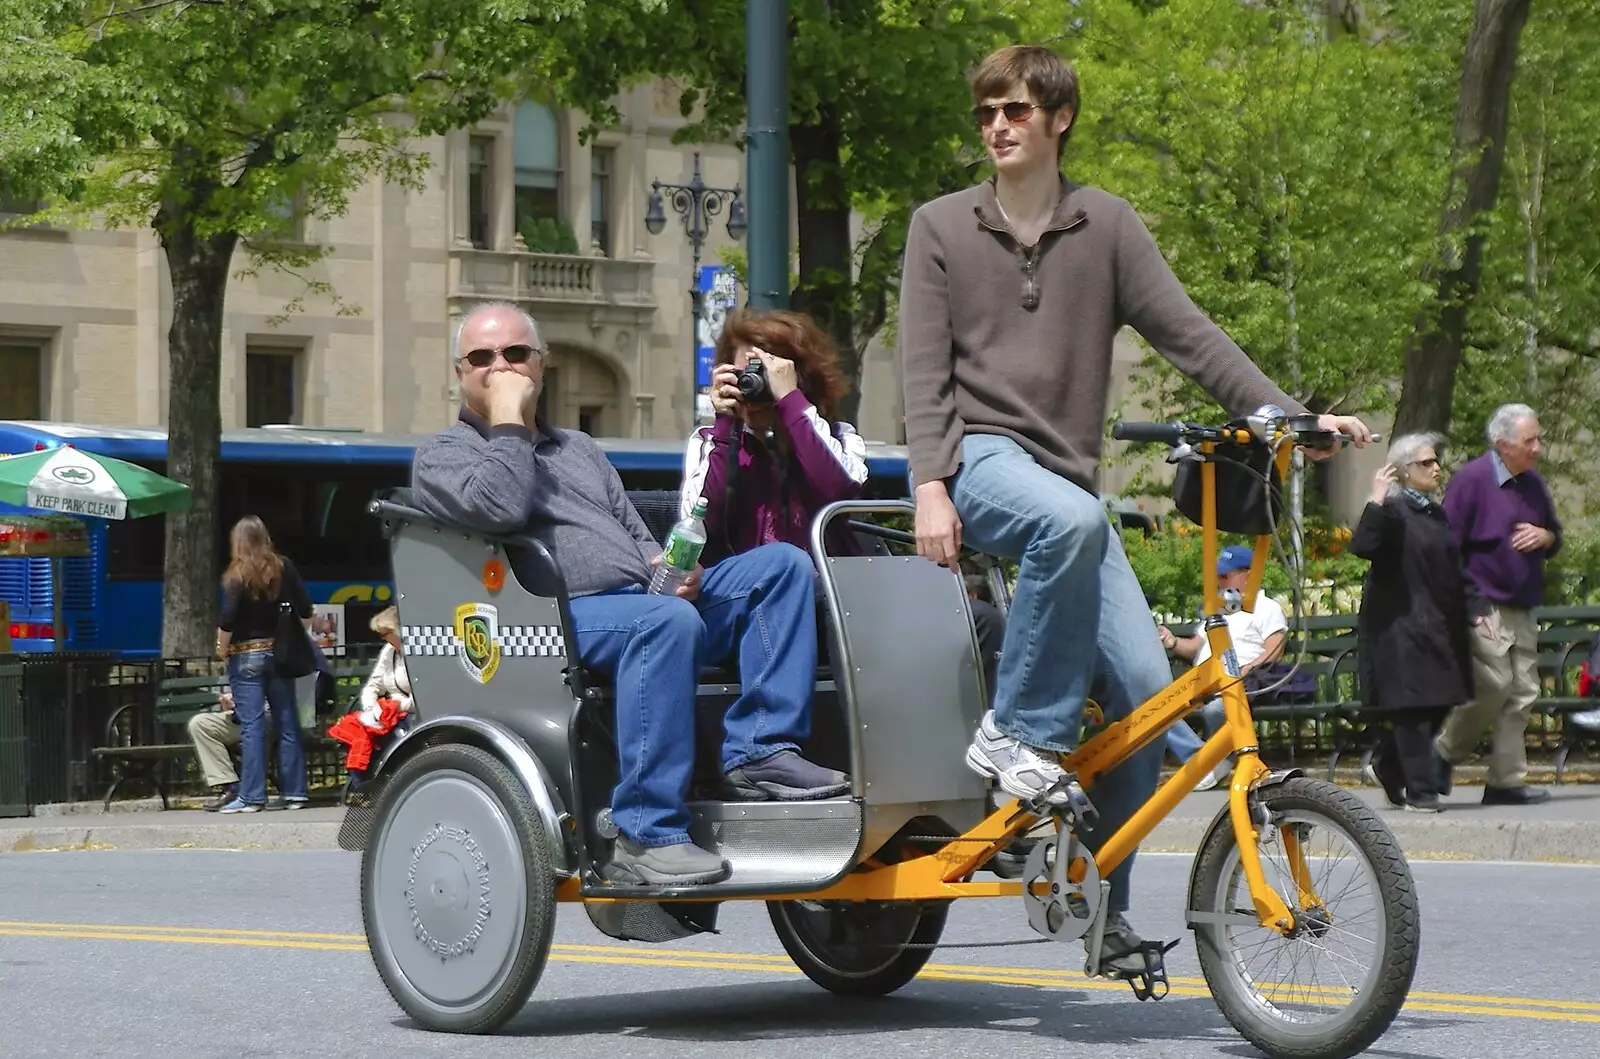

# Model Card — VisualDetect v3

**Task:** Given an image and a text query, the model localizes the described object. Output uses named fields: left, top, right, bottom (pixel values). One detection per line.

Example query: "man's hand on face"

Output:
left=486, top=370, right=538, bottom=428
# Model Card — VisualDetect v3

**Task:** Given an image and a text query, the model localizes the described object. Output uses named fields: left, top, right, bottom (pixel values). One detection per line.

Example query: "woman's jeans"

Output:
left=949, top=434, right=1168, bottom=912
left=228, top=649, right=308, bottom=805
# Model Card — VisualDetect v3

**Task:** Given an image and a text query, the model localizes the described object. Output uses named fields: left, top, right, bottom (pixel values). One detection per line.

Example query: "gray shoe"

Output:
left=605, top=836, right=730, bottom=886
left=722, top=750, right=849, bottom=801
left=1088, top=912, right=1151, bottom=976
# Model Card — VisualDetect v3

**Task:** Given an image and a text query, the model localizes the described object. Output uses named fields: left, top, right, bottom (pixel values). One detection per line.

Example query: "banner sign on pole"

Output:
left=696, top=265, right=740, bottom=388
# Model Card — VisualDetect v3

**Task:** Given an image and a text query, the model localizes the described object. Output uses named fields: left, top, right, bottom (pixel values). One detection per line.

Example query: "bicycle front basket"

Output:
left=1171, top=440, right=1285, bottom=537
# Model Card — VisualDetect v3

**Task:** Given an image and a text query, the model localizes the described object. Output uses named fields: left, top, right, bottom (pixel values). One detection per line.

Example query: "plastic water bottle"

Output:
left=648, top=497, right=709, bottom=595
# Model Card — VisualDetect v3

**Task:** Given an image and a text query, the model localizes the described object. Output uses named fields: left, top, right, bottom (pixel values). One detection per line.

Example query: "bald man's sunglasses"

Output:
left=461, top=344, right=539, bottom=368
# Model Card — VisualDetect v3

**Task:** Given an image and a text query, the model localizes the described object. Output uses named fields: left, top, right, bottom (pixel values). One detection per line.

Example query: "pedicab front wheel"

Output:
left=361, top=742, right=557, bottom=1034
left=768, top=898, right=949, bottom=996
left=1189, top=776, right=1419, bottom=1059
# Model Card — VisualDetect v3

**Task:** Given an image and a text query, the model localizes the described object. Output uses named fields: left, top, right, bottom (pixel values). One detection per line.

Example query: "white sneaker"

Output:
left=965, top=711, right=1067, bottom=800
left=1193, top=764, right=1226, bottom=792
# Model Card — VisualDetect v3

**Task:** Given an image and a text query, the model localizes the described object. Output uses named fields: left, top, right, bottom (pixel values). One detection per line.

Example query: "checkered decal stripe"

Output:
left=401, top=624, right=566, bottom=659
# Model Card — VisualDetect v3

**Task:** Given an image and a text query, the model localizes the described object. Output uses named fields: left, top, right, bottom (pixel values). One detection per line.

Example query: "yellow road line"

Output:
left=1, top=920, right=1596, bottom=1023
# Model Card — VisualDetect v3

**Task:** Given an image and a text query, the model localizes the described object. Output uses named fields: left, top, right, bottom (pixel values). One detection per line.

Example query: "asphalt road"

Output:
left=1, top=849, right=1595, bottom=1059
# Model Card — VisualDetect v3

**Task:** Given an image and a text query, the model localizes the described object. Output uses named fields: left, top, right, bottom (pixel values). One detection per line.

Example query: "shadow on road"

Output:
left=390, top=977, right=1463, bottom=1053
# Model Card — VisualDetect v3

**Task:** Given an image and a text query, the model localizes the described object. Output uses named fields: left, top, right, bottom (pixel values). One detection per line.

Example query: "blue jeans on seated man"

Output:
left=948, top=433, right=1169, bottom=918
left=567, top=541, right=844, bottom=850
left=228, top=649, right=308, bottom=808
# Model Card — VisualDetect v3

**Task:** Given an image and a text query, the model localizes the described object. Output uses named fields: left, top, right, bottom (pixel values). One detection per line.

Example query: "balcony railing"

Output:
left=449, top=248, right=656, bottom=311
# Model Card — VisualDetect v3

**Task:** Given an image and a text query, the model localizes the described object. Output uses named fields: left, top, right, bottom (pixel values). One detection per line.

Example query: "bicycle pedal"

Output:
left=1115, top=939, right=1181, bottom=1002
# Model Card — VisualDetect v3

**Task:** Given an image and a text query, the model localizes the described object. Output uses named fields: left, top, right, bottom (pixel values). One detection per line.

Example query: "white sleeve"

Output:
left=1257, top=596, right=1289, bottom=638
left=800, top=411, right=869, bottom=485
left=680, top=428, right=716, bottom=520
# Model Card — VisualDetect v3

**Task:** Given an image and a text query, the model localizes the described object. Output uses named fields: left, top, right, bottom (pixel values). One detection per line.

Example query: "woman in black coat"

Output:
left=1349, top=433, right=1486, bottom=812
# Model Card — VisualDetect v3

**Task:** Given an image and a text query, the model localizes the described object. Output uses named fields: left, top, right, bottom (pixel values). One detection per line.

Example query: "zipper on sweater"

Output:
left=978, top=210, right=1087, bottom=311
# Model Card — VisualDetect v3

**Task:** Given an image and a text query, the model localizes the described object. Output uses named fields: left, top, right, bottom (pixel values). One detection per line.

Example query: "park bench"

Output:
left=90, top=656, right=377, bottom=810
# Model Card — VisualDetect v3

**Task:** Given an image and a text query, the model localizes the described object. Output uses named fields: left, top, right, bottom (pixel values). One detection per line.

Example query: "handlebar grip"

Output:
left=1111, top=421, right=1183, bottom=445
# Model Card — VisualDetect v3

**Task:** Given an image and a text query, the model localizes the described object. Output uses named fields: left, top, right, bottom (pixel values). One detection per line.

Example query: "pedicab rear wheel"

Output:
left=768, top=899, right=949, bottom=996
left=1190, top=776, right=1418, bottom=1059
left=361, top=742, right=557, bottom=1033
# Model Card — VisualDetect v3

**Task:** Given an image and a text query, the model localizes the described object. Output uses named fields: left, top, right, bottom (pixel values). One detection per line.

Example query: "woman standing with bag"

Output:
left=1350, top=433, right=1483, bottom=813
left=214, top=515, right=313, bottom=813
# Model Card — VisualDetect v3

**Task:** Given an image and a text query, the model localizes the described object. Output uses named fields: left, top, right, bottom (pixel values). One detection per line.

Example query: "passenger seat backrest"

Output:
left=626, top=489, right=682, bottom=547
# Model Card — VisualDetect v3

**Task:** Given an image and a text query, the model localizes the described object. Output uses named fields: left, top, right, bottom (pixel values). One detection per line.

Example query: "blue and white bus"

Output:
left=0, top=421, right=913, bottom=658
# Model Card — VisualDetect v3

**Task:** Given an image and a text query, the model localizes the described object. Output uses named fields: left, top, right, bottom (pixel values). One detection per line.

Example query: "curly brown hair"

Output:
left=222, top=515, right=284, bottom=600
left=714, top=308, right=852, bottom=421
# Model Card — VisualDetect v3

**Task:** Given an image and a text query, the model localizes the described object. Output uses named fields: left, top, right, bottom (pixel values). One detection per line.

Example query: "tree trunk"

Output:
left=788, top=107, right=861, bottom=424
left=1393, top=0, right=1532, bottom=437
left=156, top=207, right=238, bottom=659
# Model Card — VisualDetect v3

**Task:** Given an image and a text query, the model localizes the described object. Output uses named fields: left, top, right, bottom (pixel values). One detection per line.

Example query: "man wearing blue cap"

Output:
left=1159, top=545, right=1290, bottom=782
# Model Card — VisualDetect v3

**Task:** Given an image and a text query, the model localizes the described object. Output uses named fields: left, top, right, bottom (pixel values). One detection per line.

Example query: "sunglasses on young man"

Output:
left=459, top=344, right=540, bottom=368
left=973, top=101, right=1051, bottom=127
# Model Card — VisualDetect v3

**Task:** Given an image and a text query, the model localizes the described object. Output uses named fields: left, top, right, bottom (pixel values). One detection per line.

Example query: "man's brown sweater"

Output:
left=898, top=177, right=1305, bottom=493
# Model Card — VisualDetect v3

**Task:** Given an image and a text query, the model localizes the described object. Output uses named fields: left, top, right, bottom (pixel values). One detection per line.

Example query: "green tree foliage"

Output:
left=1451, top=0, right=1600, bottom=506
left=0, top=0, right=641, bottom=655
left=1014, top=0, right=1458, bottom=428
left=523, top=0, right=1016, bottom=424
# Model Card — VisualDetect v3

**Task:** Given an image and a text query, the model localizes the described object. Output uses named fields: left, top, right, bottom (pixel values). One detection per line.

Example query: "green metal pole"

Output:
left=745, top=0, right=789, bottom=310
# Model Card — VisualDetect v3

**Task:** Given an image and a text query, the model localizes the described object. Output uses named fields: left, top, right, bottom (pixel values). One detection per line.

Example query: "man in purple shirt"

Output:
left=1436, top=403, right=1561, bottom=806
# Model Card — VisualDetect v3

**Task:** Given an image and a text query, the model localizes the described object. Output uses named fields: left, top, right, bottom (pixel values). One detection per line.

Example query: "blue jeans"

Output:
left=228, top=649, right=308, bottom=805
left=567, top=542, right=817, bottom=848
left=1165, top=697, right=1226, bottom=762
left=950, top=434, right=1168, bottom=911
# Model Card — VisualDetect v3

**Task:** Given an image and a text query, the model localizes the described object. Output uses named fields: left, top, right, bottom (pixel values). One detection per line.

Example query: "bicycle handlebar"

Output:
left=1110, top=421, right=1185, bottom=445
left=1112, top=418, right=1380, bottom=450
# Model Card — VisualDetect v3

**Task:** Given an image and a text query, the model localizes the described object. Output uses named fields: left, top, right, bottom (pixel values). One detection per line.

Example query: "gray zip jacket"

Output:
left=411, top=408, right=660, bottom=597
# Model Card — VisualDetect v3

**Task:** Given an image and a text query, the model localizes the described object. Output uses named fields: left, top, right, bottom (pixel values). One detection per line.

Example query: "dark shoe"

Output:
left=603, top=836, right=730, bottom=886
left=722, top=750, right=849, bottom=801
left=1089, top=912, right=1151, bottom=976
left=1482, top=785, right=1551, bottom=806
left=1404, top=793, right=1442, bottom=813
left=202, top=785, right=238, bottom=812
left=1363, top=751, right=1406, bottom=809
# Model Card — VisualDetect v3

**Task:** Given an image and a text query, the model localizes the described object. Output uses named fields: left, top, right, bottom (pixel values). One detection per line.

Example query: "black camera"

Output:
left=734, top=358, right=773, bottom=404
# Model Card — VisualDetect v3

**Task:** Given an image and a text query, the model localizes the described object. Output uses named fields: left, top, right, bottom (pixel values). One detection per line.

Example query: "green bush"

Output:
left=1546, top=524, right=1600, bottom=605
left=520, top=216, right=579, bottom=255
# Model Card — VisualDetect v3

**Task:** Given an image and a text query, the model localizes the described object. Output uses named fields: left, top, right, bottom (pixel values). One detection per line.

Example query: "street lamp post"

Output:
left=644, top=151, right=747, bottom=422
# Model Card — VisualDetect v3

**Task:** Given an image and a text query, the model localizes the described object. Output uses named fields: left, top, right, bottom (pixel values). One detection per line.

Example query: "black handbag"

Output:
left=273, top=599, right=316, bottom=677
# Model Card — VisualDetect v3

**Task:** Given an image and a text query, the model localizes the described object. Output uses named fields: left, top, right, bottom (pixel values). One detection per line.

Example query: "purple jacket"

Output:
left=1440, top=451, right=1563, bottom=608
left=681, top=390, right=870, bottom=567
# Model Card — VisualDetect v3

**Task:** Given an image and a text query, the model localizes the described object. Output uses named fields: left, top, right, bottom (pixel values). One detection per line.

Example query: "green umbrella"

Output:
left=0, top=445, right=191, bottom=520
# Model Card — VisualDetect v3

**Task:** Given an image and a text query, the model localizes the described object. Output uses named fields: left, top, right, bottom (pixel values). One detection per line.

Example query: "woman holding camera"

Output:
left=681, top=308, right=869, bottom=567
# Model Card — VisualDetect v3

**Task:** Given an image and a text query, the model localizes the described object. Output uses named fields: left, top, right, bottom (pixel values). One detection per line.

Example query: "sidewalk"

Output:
left=4, top=783, right=1599, bottom=863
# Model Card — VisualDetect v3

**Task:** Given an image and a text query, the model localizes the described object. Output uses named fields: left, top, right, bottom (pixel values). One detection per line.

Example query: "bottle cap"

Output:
left=691, top=496, right=709, bottom=516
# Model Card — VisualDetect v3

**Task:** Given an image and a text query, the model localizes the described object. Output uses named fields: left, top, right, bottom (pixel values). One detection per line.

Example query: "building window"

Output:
left=577, top=405, right=602, bottom=436
left=514, top=101, right=562, bottom=245
left=590, top=147, right=613, bottom=256
left=263, top=187, right=301, bottom=242
left=245, top=348, right=300, bottom=427
left=468, top=136, right=493, bottom=249
left=0, top=343, right=43, bottom=419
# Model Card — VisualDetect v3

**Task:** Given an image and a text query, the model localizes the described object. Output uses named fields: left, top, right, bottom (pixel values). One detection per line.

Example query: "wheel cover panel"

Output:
left=369, top=769, right=530, bottom=1012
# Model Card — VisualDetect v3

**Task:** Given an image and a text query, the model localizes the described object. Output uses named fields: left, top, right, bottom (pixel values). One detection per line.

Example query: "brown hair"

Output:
left=970, top=44, right=1080, bottom=157
left=714, top=308, right=851, bottom=421
left=222, top=515, right=284, bottom=600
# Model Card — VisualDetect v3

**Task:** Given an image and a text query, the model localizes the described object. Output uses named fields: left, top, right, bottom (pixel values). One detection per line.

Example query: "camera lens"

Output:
left=735, top=360, right=772, bottom=403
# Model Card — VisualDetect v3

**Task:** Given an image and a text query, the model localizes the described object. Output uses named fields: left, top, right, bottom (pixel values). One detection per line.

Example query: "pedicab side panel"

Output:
left=378, top=508, right=583, bottom=860
left=814, top=504, right=991, bottom=853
